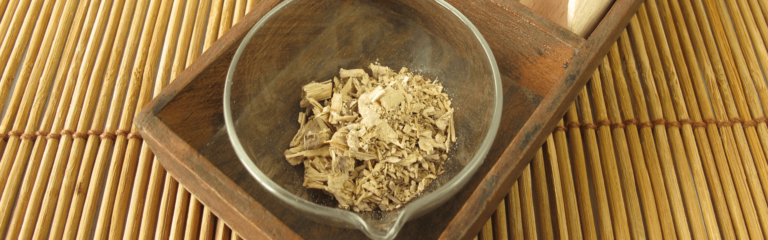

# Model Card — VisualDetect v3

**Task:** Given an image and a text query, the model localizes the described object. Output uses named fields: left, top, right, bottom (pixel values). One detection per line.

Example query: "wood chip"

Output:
left=285, top=64, right=455, bottom=211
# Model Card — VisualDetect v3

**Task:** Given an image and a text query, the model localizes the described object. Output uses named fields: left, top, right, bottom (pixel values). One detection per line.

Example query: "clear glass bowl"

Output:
left=223, top=0, right=501, bottom=239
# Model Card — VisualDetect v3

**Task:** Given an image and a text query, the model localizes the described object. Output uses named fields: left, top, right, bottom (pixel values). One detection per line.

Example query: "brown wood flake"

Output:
left=284, top=64, right=454, bottom=212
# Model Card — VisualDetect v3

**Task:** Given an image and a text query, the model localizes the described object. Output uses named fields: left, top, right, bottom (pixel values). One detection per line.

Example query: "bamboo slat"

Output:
left=72, top=0, right=140, bottom=238
left=480, top=218, right=493, bottom=240
left=708, top=0, right=768, bottom=236
left=52, top=0, right=126, bottom=239
left=0, top=0, right=38, bottom=119
left=0, top=0, right=75, bottom=237
left=550, top=120, right=578, bottom=240
left=532, top=148, right=554, bottom=239
left=90, top=0, right=159, bottom=238
left=1, top=0, right=91, bottom=238
left=0, top=0, right=766, bottom=240
left=635, top=4, right=695, bottom=239
left=0, top=0, right=52, bottom=190
left=14, top=0, right=102, bottom=238
left=121, top=0, right=182, bottom=238
left=577, top=82, right=615, bottom=240
left=215, top=217, right=232, bottom=240
left=138, top=0, right=199, bottom=238
left=692, top=0, right=767, bottom=237
left=491, top=201, right=508, bottom=240
left=507, top=183, right=524, bottom=240
left=621, top=21, right=679, bottom=240
left=31, top=0, right=117, bottom=239
left=0, top=0, right=22, bottom=65
left=564, top=103, right=596, bottom=240
left=599, top=52, right=646, bottom=240
left=233, top=0, right=245, bottom=23
left=519, top=166, right=537, bottom=240
left=593, top=59, right=635, bottom=239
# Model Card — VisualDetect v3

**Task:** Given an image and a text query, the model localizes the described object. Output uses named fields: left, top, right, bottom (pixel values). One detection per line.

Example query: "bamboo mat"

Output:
left=0, top=0, right=766, bottom=239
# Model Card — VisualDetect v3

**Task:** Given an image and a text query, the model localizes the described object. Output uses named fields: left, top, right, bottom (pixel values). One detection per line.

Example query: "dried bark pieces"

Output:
left=285, top=63, right=455, bottom=212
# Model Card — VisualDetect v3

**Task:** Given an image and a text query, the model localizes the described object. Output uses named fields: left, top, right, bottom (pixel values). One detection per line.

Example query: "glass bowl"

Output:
left=223, top=0, right=501, bottom=239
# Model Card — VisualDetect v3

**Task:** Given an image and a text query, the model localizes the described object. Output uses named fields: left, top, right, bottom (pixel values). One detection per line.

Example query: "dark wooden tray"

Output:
left=136, top=0, right=642, bottom=239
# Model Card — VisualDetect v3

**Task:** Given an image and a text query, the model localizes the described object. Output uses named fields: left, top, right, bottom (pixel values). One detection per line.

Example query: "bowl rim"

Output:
left=223, top=0, right=502, bottom=238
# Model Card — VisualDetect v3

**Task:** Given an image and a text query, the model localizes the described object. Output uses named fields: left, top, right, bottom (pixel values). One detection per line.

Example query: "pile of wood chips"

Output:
left=284, top=64, right=455, bottom=212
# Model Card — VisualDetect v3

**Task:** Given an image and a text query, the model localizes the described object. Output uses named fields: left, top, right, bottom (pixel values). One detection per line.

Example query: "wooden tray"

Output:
left=136, top=0, right=642, bottom=239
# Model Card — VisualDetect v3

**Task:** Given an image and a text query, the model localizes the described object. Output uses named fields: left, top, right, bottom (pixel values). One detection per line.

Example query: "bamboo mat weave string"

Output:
left=0, top=0, right=767, bottom=239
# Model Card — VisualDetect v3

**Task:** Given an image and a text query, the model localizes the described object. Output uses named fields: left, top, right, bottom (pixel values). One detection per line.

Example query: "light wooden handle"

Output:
left=568, top=0, right=614, bottom=37
left=519, top=0, right=615, bottom=37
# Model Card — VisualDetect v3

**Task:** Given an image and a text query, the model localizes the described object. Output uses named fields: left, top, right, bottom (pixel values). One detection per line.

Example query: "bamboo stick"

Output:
left=169, top=186, right=191, bottom=240
left=0, top=0, right=45, bottom=135
left=0, top=0, right=58, bottom=153
left=0, top=0, right=8, bottom=18
left=205, top=0, right=224, bottom=50
left=603, top=49, right=656, bottom=239
left=563, top=103, right=596, bottom=240
left=106, top=0, right=173, bottom=238
left=591, top=66, right=635, bottom=239
left=0, top=0, right=54, bottom=145
left=577, top=84, right=615, bottom=240
left=479, top=218, right=493, bottom=240
left=694, top=0, right=768, bottom=237
left=532, top=147, right=553, bottom=239
left=88, top=0, right=160, bottom=238
left=139, top=0, right=199, bottom=239
left=745, top=0, right=768, bottom=46
left=721, top=0, right=768, bottom=192
left=646, top=1, right=717, bottom=238
left=0, top=0, right=50, bottom=177
left=157, top=2, right=212, bottom=239
left=121, top=0, right=182, bottom=238
left=507, top=183, right=524, bottom=240
left=171, top=0, right=201, bottom=80
left=215, top=218, right=231, bottom=240
left=27, top=1, right=116, bottom=239
left=50, top=1, right=129, bottom=240
left=14, top=0, right=101, bottom=238
left=200, top=208, right=215, bottom=240
left=760, top=0, right=768, bottom=26
left=246, top=0, right=258, bottom=13
left=0, top=0, right=35, bottom=99
left=175, top=0, right=223, bottom=237
left=667, top=0, right=745, bottom=238
left=733, top=0, right=768, bottom=114
left=728, top=0, right=768, bottom=205
left=185, top=0, right=210, bottom=70
left=636, top=4, right=696, bottom=239
left=0, top=0, right=21, bottom=59
left=519, top=165, right=537, bottom=240
left=618, top=27, right=678, bottom=240
left=1, top=0, right=91, bottom=238
left=68, top=1, right=140, bottom=239
left=182, top=197, right=203, bottom=240
left=155, top=174, right=180, bottom=240
left=220, top=0, right=234, bottom=37
left=491, top=201, right=508, bottom=240
left=234, top=0, right=246, bottom=24
left=198, top=3, right=245, bottom=232
left=0, top=0, right=73, bottom=236
left=660, top=1, right=735, bottom=239
left=545, top=132, right=570, bottom=240
left=707, top=0, right=768, bottom=235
